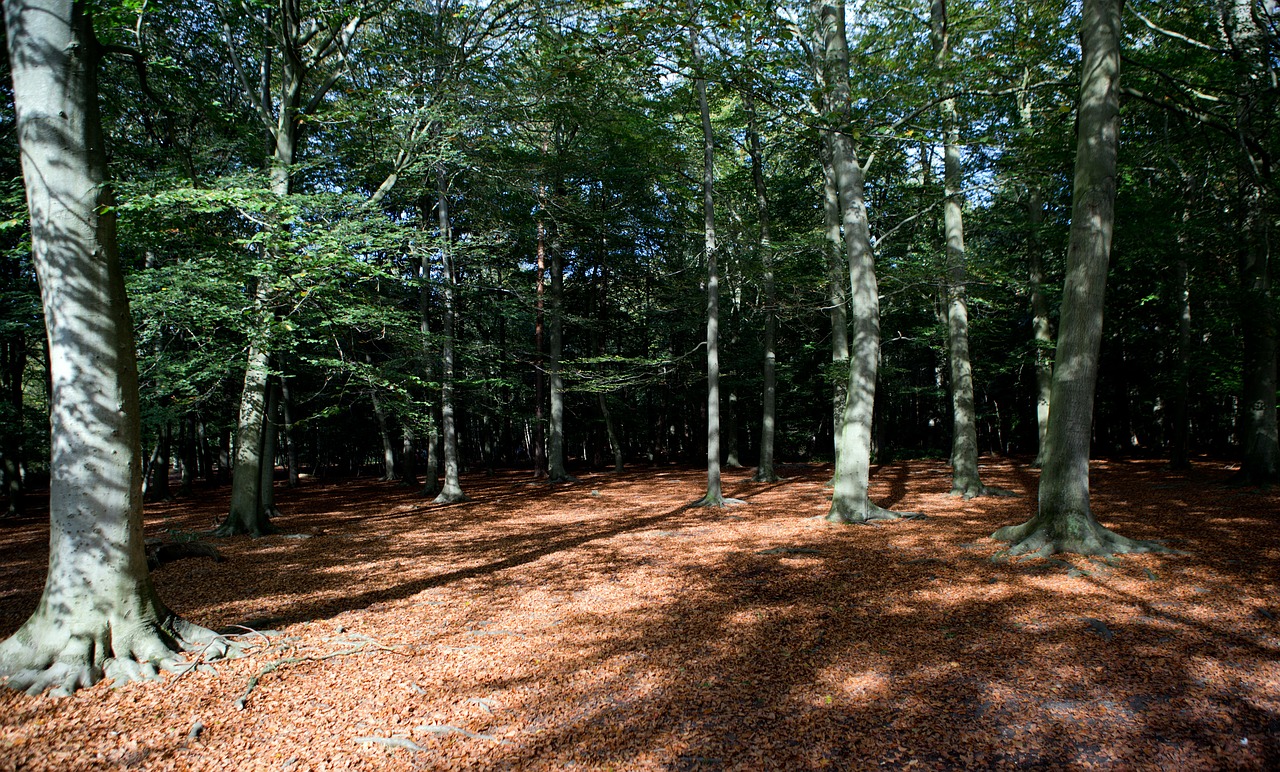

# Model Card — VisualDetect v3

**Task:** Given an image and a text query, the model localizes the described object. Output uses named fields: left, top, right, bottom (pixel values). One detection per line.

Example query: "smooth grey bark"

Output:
left=416, top=233, right=441, bottom=497
left=179, top=415, right=196, bottom=496
left=0, top=0, right=228, bottom=694
left=690, top=6, right=729, bottom=508
left=547, top=205, right=570, bottom=481
left=1223, top=0, right=1279, bottom=485
left=822, top=136, right=850, bottom=451
left=746, top=91, right=780, bottom=483
left=809, top=20, right=849, bottom=461
left=1169, top=171, right=1195, bottom=471
left=1027, top=185, right=1054, bottom=466
left=931, top=0, right=1003, bottom=498
left=434, top=171, right=466, bottom=504
left=533, top=206, right=548, bottom=478
left=220, top=337, right=275, bottom=536
left=993, top=0, right=1165, bottom=556
left=816, top=2, right=911, bottom=523
left=1019, top=73, right=1054, bottom=467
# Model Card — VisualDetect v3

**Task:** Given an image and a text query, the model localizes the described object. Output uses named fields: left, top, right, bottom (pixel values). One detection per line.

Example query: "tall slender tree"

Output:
left=817, top=1, right=913, bottom=523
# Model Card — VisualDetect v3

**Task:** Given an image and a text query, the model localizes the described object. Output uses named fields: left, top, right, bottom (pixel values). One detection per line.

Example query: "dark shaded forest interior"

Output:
left=1, top=0, right=1279, bottom=768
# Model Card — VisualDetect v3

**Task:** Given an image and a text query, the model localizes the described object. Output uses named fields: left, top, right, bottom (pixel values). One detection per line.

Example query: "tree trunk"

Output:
left=993, top=0, right=1164, bottom=556
left=219, top=333, right=275, bottom=536
left=817, top=1, right=909, bottom=523
left=932, top=0, right=999, bottom=498
left=371, top=388, right=397, bottom=481
left=547, top=193, right=570, bottom=482
left=179, top=415, right=196, bottom=496
left=1235, top=180, right=1278, bottom=484
left=1018, top=70, right=1055, bottom=468
left=400, top=424, right=417, bottom=485
left=146, top=424, right=172, bottom=502
left=1, top=327, right=25, bottom=517
left=279, top=371, right=300, bottom=486
left=258, top=379, right=281, bottom=519
left=1169, top=201, right=1193, bottom=470
left=434, top=170, right=466, bottom=503
left=690, top=5, right=727, bottom=507
left=533, top=205, right=548, bottom=478
left=746, top=92, right=780, bottom=483
left=0, top=0, right=226, bottom=694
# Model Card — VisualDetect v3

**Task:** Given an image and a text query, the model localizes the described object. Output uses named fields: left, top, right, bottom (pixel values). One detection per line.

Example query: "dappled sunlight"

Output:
left=0, top=457, right=1277, bottom=768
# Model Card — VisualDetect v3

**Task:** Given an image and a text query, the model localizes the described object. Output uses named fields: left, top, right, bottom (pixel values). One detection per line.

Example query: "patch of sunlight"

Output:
left=840, top=669, right=891, bottom=701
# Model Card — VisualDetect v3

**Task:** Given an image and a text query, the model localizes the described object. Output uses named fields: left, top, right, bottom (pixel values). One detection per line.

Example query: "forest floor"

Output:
left=0, top=457, right=1278, bottom=771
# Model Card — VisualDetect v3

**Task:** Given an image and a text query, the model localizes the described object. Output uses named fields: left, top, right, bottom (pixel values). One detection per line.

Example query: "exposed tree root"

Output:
left=689, top=493, right=746, bottom=509
left=433, top=489, right=468, bottom=504
left=145, top=539, right=226, bottom=571
left=992, top=511, right=1174, bottom=558
left=949, top=482, right=1017, bottom=500
left=826, top=499, right=923, bottom=525
left=213, top=518, right=279, bottom=538
left=0, top=614, right=237, bottom=697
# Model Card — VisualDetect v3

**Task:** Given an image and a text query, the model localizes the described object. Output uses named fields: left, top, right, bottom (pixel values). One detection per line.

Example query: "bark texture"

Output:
left=690, top=6, right=727, bottom=508
left=816, top=2, right=913, bottom=523
left=434, top=171, right=466, bottom=504
left=0, top=0, right=228, bottom=694
left=993, top=0, right=1163, bottom=556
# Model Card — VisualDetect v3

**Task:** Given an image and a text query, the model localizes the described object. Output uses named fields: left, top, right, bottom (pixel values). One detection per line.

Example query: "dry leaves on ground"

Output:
left=0, top=458, right=1277, bottom=770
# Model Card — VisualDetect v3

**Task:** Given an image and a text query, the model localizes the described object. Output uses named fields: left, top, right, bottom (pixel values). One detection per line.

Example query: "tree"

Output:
left=931, top=0, right=1008, bottom=498
left=992, top=0, right=1166, bottom=556
left=0, top=0, right=228, bottom=694
left=817, top=1, right=914, bottom=523
left=689, top=1, right=730, bottom=508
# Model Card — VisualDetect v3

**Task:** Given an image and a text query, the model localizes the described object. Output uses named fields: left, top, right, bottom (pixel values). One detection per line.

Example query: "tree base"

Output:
left=689, top=493, right=746, bottom=508
left=0, top=613, right=234, bottom=696
left=213, top=516, right=279, bottom=538
left=751, top=469, right=781, bottom=483
left=546, top=474, right=578, bottom=484
left=826, top=499, right=923, bottom=524
left=949, top=482, right=1017, bottom=500
left=433, top=488, right=468, bottom=504
left=992, top=511, right=1171, bottom=557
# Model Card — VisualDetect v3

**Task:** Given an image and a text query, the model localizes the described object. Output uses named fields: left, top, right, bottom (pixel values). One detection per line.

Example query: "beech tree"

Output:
left=0, top=0, right=228, bottom=695
left=993, top=0, right=1165, bottom=556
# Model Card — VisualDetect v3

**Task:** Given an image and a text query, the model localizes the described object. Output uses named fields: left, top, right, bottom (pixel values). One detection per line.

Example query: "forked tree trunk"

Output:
left=0, top=0, right=226, bottom=694
left=817, top=1, right=910, bottom=523
left=690, top=4, right=727, bottom=507
left=993, top=0, right=1165, bottom=556
left=434, top=170, right=466, bottom=503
